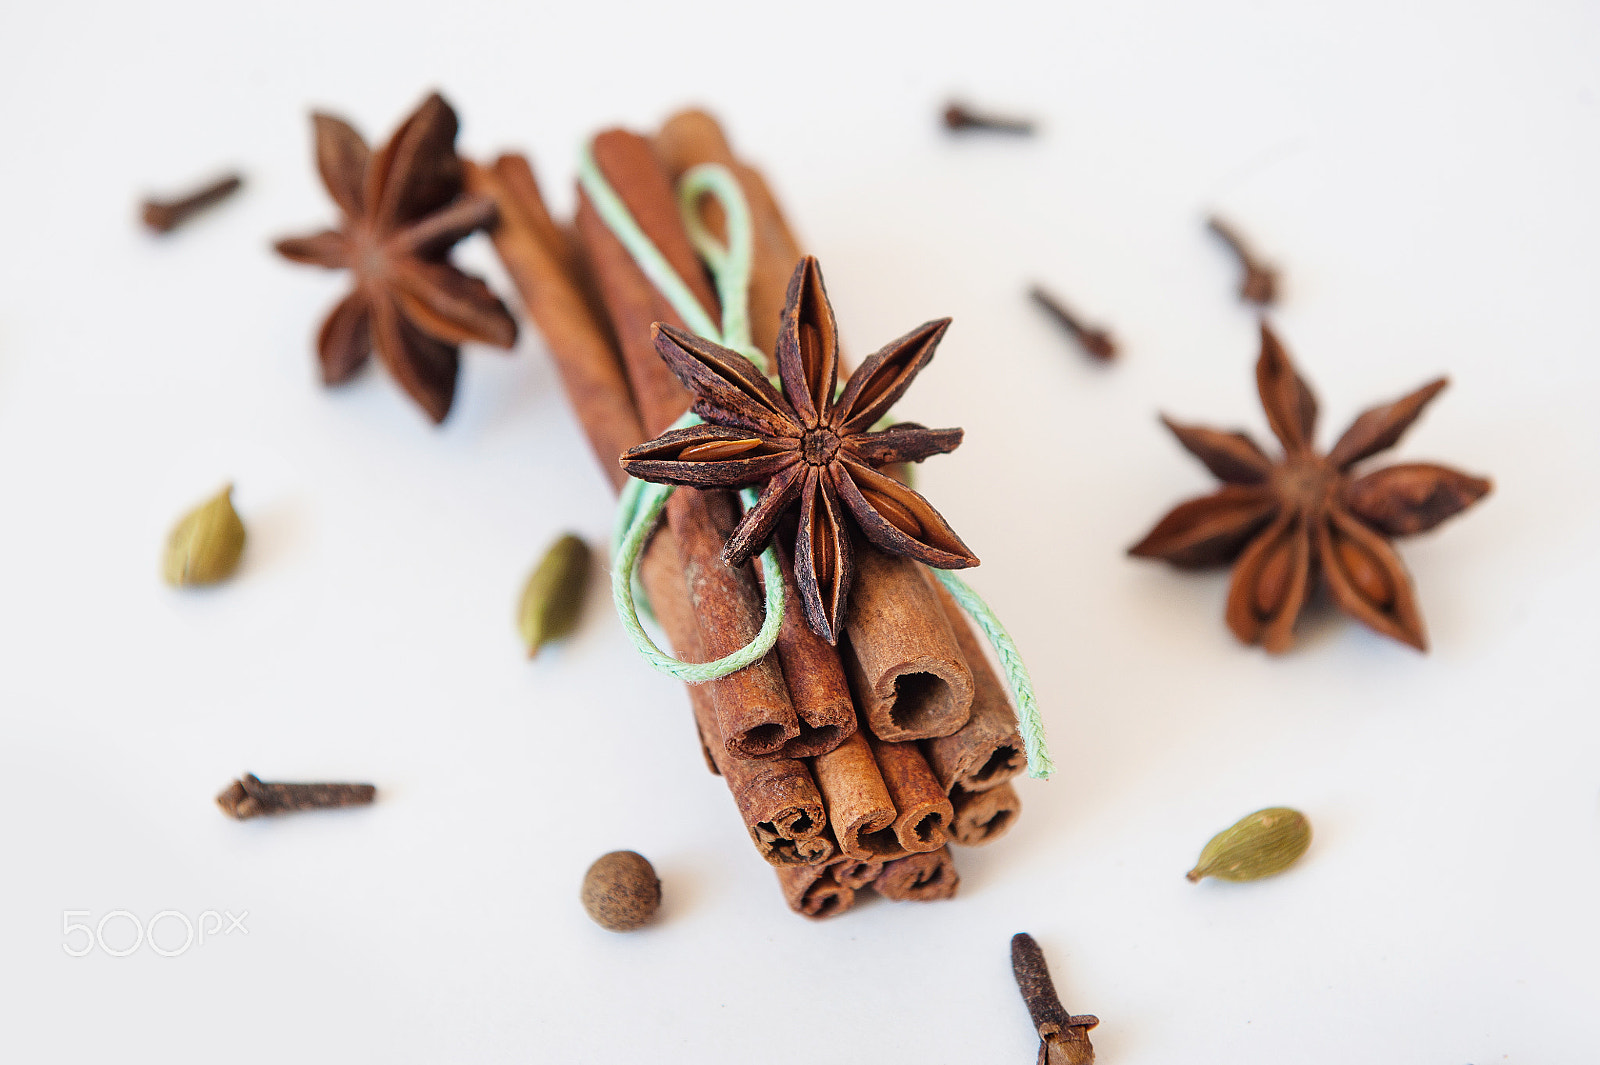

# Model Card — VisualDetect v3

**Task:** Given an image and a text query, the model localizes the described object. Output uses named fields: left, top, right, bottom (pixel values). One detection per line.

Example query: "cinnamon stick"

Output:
left=652, top=109, right=804, bottom=361
left=575, top=129, right=800, bottom=760
left=831, top=852, right=887, bottom=891
left=474, top=152, right=828, bottom=864
left=864, top=732, right=954, bottom=853
left=653, top=113, right=980, bottom=747
left=776, top=861, right=856, bottom=919
left=843, top=545, right=975, bottom=741
left=651, top=115, right=854, bottom=762
left=810, top=730, right=902, bottom=861
left=767, top=540, right=857, bottom=758
left=873, top=847, right=961, bottom=902
left=687, top=659, right=833, bottom=866
left=674, top=487, right=801, bottom=756
left=949, top=782, right=1022, bottom=846
left=921, top=575, right=1028, bottom=793
left=576, top=130, right=714, bottom=433
left=467, top=155, right=639, bottom=493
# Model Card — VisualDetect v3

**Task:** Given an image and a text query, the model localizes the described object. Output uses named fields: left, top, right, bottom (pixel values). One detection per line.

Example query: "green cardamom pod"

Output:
left=1187, top=806, right=1311, bottom=883
left=517, top=533, right=591, bottom=657
left=162, top=484, right=246, bottom=586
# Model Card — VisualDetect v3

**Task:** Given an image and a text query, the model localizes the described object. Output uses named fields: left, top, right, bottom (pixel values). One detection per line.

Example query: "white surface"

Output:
left=2, top=0, right=1598, bottom=1061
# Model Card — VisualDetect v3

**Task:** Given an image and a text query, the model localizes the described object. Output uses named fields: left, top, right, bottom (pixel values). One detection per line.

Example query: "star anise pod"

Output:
left=620, top=256, right=979, bottom=643
left=274, top=92, right=517, bottom=423
left=1129, top=323, right=1491, bottom=653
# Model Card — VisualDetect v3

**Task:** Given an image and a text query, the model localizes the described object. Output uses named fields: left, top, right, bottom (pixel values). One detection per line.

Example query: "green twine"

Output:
left=582, top=141, right=1053, bottom=779
left=931, top=569, right=1054, bottom=779
left=581, top=146, right=786, bottom=682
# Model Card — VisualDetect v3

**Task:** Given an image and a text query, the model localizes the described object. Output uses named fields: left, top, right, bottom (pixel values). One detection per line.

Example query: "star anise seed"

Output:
left=1129, top=322, right=1491, bottom=653
left=620, top=256, right=978, bottom=643
left=274, top=92, right=517, bottom=423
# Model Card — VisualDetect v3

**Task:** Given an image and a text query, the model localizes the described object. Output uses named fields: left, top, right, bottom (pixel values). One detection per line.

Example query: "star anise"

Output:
left=620, top=256, right=979, bottom=643
left=274, top=92, right=517, bottom=423
left=1129, top=323, right=1491, bottom=653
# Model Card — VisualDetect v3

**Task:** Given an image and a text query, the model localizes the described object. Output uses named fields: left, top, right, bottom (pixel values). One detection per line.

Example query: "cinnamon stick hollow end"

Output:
left=832, top=856, right=887, bottom=891
left=843, top=548, right=975, bottom=743
left=776, top=862, right=857, bottom=919
left=811, top=731, right=904, bottom=861
left=687, top=664, right=830, bottom=866
left=873, top=847, right=961, bottom=903
left=675, top=488, right=802, bottom=759
left=867, top=734, right=955, bottom=854
left=950, top=781, right=1022, bottom=846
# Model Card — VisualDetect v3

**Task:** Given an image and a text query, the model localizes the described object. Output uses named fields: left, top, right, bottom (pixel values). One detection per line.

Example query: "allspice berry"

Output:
left=581, top=850, right=661, bottom=932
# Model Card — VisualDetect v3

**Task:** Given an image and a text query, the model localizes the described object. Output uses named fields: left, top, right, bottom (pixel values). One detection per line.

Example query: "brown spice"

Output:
left=653, top=111, right=982, bottom=752
left=473, top=150, right=834, bottom=868
left=775, top=860, right=856, bottom=919
left=141, top=172, right=243, bottom=233
left=687, top=655, right=833, bottom=866
left=620, top=255, right=979, bottom=643
left=1029, top=285, right=1117, bottom=361
left=576, top=130, right=716, bottom=432
left=581, top=850, right=661, bottom=931
left=873, top=847, right=960, bottom=901
left=1207, top=216, right=1279, bottom=306
left=675, top=487, right=802, bottom=756
left=811, top=731, right=900, bottom=860
left=829, top=847, right=886, bottom=890
left=1129, top=322, right=1491, bottom=652
left=766, top=539, right=857, bottom=758
left=652, top=110, right=804, bottom=361
left=466, top=155, right=639, bottom=490
left=864, top=732, right=954, bottom=853
left=949, top=781, right=1022, bottom=846
left=1011, top=933, right=1099, bottom=1065
left=843, top=546, right=975, bottom=741
left=274, top=92, right=517, bottom=423
left=216, top=774, right=375, bottom=819
left=575, top=129, right=799, bottom=759
left=943, top=101, right=1036, bottom=135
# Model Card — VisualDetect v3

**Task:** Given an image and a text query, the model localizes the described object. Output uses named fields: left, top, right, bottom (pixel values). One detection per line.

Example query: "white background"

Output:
left=2, top=1, right=1598, bottom=1061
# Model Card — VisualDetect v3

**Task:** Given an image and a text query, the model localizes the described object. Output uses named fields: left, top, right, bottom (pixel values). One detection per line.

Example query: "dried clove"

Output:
left=216, top=774, right=376, bottom=819
left=943, top=101, right=1035, bottom=135
left=1029, top=285, right=1117, bottom=361
left=1207, top=215, right=1279, bottom=305
left=1012, top=933, right=1098, bottom=1064
left=141, top=173, right=243, bottom=233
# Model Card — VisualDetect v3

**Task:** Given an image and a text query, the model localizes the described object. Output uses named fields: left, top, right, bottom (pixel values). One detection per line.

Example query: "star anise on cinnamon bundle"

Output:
left=621, top=256, right=979, bottom=643
left=274, top=92, right=517, bottom=423
left=1129, top=323, right=1491, bottom=653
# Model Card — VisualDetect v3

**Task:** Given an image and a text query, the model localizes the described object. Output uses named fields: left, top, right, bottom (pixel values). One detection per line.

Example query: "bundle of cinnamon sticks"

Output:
left=469, top=110, right=1028, bottom=918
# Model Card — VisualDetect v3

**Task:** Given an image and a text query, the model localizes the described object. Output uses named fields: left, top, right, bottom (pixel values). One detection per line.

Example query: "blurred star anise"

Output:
left=275, top=92, right=517, bottom=423
left=621, top=256, right=978, bottom=643
left=1129, top=323, right=1491, bottom=653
